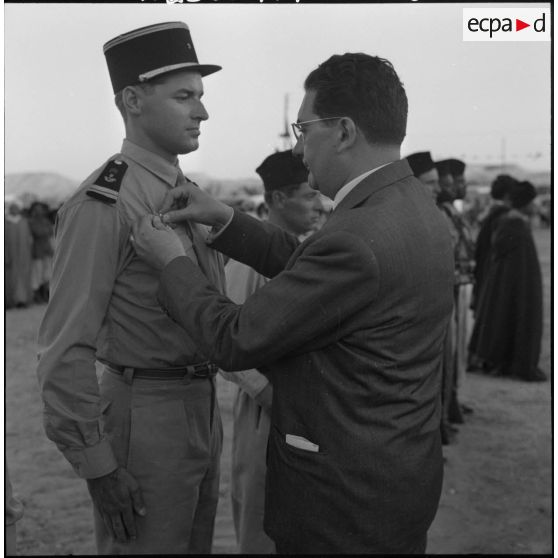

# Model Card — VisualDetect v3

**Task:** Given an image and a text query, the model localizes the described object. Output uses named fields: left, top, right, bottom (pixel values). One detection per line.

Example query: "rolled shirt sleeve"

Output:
left=219, top=368, right=270, bottom=399
left=37, top=199, right=124, bottom=479
left=219, top=258, right=271, bottom=398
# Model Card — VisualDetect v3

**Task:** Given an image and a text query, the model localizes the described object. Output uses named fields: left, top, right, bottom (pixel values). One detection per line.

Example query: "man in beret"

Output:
left=434, top=158, right=462, bottom=444
left=406, top=154, right=457, bottom=444
left=37, top=22, right=224, bottom=554
left=224, top=150, right=322, bottom=553
left=405, top=151, right=441, bottom=201
left=446, top=158, right=475, bottom=423
left=133, top=53, right=454, bottom=553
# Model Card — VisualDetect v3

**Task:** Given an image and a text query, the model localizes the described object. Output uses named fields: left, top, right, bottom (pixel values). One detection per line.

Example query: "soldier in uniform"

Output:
left=36, top=22, right=225, bottom=554
left=224, top=150, right=321, bottom=554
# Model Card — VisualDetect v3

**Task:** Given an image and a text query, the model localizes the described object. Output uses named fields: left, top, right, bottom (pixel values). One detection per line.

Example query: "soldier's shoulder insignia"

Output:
left=86, top=159, right=128, bottom=204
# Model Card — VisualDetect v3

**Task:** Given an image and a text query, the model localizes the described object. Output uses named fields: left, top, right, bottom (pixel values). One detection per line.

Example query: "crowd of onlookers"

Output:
left=404, top=152, right=548, bottom=449
left=5, top=200, right=57, bottom=309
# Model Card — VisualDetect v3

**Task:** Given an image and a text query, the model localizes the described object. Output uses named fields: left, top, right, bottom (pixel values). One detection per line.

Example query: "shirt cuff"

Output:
left=63, top=439, right=119, bottom=479
left=206, top=209, right=235, bottom=244
left=222, top=369, right=270, bottom=399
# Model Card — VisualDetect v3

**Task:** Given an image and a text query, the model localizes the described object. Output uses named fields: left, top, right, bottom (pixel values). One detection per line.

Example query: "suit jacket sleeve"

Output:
left=158, top=230, right=379, bottom=371
left=210, top=210, right=300, bottom=279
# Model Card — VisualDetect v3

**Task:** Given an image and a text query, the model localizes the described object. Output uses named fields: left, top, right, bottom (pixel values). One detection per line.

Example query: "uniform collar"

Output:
left=121, top=139, right=180, bottom=187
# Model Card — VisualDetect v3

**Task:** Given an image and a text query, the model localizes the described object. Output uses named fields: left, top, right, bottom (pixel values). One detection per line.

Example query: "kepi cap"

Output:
left=103, top=22, right=221, bottom=93
left=256, top=150, right=309, bottom=191
left=405, top=151, right=435, bottom=178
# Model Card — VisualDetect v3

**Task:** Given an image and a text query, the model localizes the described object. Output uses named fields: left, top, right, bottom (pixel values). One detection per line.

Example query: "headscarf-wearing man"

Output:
left=471, top=174, right=516, bottom=313
left=469, top=181, right=546, bottom=382
left=36, top=22, right=225, bottom=554
left=407, top=153, right=457, bottom=444
left=5, top=200, right=33, bottom=309
left=224, top=150, right=321, bottom=554
left=133, top=52, right=454, bottom=553
left=435, top=158, right=472, bottom=429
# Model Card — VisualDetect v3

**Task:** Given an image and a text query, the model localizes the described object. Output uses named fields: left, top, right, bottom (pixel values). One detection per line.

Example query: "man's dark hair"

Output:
left=304, top=53, right=408, bottom=145
left=491, top=174, right=517, bottom=200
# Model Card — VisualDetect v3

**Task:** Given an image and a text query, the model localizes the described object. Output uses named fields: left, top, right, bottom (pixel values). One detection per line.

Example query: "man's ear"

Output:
left=337, top=117, right=358, bottom=153
left=122, top=85, right=143, bottom=117
left=270, top=190, right=286, bottom=208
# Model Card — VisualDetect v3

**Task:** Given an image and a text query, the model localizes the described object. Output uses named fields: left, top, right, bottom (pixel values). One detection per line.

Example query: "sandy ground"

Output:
left=5, top=227, right=551, bottom=555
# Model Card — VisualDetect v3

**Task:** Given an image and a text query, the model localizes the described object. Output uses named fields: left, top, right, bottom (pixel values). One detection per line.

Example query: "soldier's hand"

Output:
left=160, top=179, right=233, bottom=229
left=131, top=215, right=187, bottom=270
left=86, top=467, right=146, bottom=543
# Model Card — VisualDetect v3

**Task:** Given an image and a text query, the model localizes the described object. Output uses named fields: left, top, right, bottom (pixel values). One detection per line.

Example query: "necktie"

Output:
left=171, top=167, right=226, bottom=293
left=172, top=170, right=199, bottom=266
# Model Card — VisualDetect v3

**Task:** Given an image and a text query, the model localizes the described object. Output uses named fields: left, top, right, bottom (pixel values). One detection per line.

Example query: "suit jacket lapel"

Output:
left=334, top=159, right=414, bottom=212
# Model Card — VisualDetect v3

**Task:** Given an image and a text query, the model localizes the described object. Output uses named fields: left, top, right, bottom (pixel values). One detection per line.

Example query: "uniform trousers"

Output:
left=95, top=368, right=223, bottom=555
left=231, top=387, right=276, bottom=554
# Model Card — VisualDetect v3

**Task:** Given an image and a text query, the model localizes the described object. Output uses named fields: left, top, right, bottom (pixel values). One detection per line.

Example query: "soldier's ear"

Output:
left=122, top=86, right=143, bottom=116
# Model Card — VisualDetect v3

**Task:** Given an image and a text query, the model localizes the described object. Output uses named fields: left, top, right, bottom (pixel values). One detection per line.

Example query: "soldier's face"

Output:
left=137, top=71, right=209, bottom=158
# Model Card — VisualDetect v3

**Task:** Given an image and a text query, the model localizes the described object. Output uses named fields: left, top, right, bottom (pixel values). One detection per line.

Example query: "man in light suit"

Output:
left=133, top=53, right=454, bottom=553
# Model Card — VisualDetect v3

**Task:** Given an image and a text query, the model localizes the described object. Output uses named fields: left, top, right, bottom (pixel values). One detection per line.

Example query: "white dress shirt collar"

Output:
left=332, top=163, right=390, bottom=209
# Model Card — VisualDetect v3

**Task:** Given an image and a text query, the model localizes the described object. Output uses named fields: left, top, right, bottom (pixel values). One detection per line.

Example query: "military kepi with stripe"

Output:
left=103, top=22, right=222, bottom=94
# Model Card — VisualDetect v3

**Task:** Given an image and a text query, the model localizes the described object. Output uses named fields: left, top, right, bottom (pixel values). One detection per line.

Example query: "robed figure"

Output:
left=469, top=181, right=545, bottom=382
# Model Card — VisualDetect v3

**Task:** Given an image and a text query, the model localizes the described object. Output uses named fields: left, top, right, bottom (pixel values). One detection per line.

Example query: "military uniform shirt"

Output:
left=37, top=139, right=226, bottom=479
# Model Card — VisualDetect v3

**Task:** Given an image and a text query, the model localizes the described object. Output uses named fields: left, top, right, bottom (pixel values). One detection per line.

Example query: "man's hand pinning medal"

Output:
left=131, top=214, right=188, bottom=270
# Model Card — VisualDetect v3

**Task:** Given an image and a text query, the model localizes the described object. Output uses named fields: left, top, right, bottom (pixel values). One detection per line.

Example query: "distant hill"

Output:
left=7, top=163, right=547, bottom=209
left=4, top=171, right=262, bottom=208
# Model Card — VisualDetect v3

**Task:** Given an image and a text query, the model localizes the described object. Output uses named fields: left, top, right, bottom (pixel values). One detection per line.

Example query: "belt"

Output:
left=106, top=361, right=219, bottom=380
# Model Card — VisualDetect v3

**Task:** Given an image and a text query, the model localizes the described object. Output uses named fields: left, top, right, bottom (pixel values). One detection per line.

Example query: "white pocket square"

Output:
left=285, top=434, right=319, bottom=452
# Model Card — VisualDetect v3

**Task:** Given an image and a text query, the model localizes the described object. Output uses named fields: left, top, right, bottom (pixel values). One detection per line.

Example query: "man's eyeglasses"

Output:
left=291, top=117, right=346, bottom=141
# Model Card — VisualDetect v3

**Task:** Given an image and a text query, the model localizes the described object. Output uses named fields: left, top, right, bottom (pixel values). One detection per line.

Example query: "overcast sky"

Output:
left=4, top=2, right=551, bottom=182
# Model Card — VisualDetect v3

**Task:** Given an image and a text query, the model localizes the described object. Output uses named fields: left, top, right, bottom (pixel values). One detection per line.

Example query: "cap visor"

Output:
left=139, top=63, right=222, bottom=82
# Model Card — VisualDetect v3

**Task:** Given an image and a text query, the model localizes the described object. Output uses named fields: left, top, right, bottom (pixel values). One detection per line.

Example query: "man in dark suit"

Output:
left=133, top=53, right=454, bottom=554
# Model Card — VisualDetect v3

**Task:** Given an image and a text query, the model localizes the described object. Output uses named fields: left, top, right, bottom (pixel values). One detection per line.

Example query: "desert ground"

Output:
left=5, top=227, right=551, bottom=555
